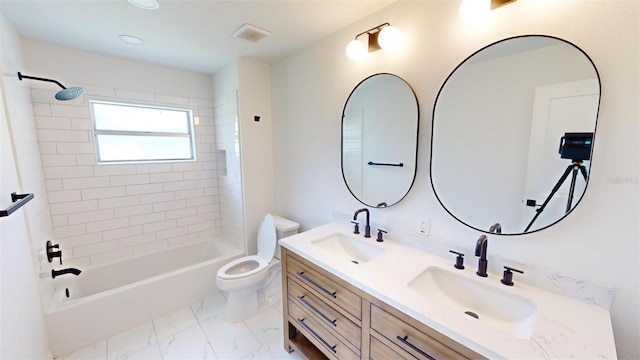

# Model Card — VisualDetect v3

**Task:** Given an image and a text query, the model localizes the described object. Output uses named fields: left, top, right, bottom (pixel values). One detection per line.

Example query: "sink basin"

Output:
left=311, top=232, right=385, bottom=264
left=408, top=266, right=537, bottom=339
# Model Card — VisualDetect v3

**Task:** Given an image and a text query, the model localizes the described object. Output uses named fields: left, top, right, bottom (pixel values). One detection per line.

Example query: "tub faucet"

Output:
left=51, top=268, right=82, bottom=279
left=475, top=235, right=488, bottom=277
left=353, top=208, right=371, bottom=238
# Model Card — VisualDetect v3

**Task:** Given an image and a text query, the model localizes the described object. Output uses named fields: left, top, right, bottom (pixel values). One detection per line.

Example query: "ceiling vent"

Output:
left=233, top=24, right=271, bottom=43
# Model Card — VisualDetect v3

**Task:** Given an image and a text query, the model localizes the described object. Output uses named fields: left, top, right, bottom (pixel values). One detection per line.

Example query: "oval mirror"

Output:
left=342, top=73, right=419, bottom=208
left=431, top=35, right=600, bottom=234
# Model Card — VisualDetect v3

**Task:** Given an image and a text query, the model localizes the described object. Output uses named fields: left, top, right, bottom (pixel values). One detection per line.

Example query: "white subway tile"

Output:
left=71, top=118, right=91, bottom=130
left=37, top=129, right=89, bottom=142
left=177, top=214, right=206, bottom=227
left=98, top=195, right=140, bottom=209
left=102, top=225, right=143, bottom=241
left=115, top=89, right=156, bottom=101
left=33, top=103, right=51, bottom=116
left=156, top=226, right=189, bottom=240
left=118, top=233, right=157, bottom=248
left=189, top=98, right=213, bottom=107
left=46, top=179, right=63, bottom=191
left=152, top=200, right=186, bottom=212
left=41, top=154, right=77, bottom=167
left=183, top=170, right=213, bottom=180
left=54, top=224, right=86, bottom=238
left=140, top=192, right=174, bottom=204
left=167, top=233, right=199, bottom=247
left=135, top=163, right=172, bottom=174
left=114, top=204, right=153, bottom=218
left=110, top=174, right=149, bottom=186
left=57, top=142, right=95, bottom=154
left=62, top=176, right=110, bottom=190
left=143, top=219, right=177, bottom=233
left=155, top=94, right=189, bottom=106
left=59, top=232, right=103, bottom=248
left=163, top=180, right=195, bottom=192
left=129, top=212, right=165, bottom=226
left=171, top=162, right=202, bottom=172
left=165, top=207, right=197, bottom=220
left=51, top=104, right=90, bottom=118
left=86, top=217, right=129, bottom=233
left=73, top=240, right=119, bottom=258
left=125, top=183, right=163, bottom=196
left=51, top=215, right=68, bottom=227
left=186, top=196, right=214, bottom=208
left=35, top=116, right=71, bottom=130
left=206, top=211, right=221, bottom=222
left=174, top=188, right=205, bottom=200
left=188, top=221, right=214, bottom=234
left=82, top=84, right=116, bottom=97
left=68, top=209, right=115, bottom=225
left=93, top=164, right=137, bottom=176
left=48, top=190, right=82, bottom=204
left=81, top=186, right=126, bottom=200
left=44, top=166, right=93, bottom=179
left=197, top=107, right=214, bottom=117
left=197, top=204, right=217, bottom=214
left=76, top=154, right=97, bottom=166
left=149, top=172, right=184, bottom=183
left=39, top=142, right=58, bottom=155
left=50, top=200, right=98, bottom=215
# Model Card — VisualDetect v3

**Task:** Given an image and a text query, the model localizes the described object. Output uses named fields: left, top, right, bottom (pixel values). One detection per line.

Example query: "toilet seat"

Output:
left=218, top=255, right=268, bottom=280
left=217, top=214, right=277, bottom=280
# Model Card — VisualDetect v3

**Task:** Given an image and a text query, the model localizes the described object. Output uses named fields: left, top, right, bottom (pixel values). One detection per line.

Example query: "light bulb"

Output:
left=346, top=39, right=366, bottom=61
left=378, top=26, right=401, bottom=51
left=459, top=0, right=491, bottom=24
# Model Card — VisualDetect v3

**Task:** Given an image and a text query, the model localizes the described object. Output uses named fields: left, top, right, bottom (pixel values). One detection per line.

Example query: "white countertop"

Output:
left=279, top=222, right=617, bottom=359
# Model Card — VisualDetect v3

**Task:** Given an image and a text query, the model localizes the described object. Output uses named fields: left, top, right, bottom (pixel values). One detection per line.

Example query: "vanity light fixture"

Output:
left=459, top=0, right=516, bottom=22
left=346, top=23, right=401, bottom=61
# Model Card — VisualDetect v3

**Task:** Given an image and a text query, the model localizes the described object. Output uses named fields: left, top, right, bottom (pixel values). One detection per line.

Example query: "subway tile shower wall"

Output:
left=32, top=85, right=223, bottom=267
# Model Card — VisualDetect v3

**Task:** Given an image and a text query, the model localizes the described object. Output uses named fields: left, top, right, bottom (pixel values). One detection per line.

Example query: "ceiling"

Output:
left=0, top=0, right=396, bottom=74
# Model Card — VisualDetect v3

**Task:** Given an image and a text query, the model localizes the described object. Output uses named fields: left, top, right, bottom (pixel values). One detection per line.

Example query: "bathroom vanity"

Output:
left=279, top=222, right=617, bottom=359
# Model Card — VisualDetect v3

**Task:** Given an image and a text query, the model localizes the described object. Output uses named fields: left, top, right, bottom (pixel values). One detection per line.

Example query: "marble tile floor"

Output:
left=56, top=291, right=305, bottom=360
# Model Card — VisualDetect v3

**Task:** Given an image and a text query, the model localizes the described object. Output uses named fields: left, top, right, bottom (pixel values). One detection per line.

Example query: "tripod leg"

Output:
left=579, top=165, right=588, bottom=181
left=566, top=167, right=579, bottom=213
left=524, top=164, right=574, bottom=232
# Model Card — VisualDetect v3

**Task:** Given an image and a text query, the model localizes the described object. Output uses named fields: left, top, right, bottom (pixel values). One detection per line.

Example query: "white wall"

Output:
left=272, top=1, right=639, bottom=358
left=0, top=14, right=51, bottom=359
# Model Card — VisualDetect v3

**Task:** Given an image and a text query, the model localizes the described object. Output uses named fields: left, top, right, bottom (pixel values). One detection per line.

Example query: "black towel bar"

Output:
left=0, top=192, right=34, bottom=217
left=367, top=161, right=404, bottom=167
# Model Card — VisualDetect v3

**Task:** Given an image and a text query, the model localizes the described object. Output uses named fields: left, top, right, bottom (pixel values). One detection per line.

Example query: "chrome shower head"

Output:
left=18, top=72, right=84, bottom=101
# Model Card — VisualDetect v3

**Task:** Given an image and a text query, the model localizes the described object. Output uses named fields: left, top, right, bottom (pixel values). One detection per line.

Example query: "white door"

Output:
left=522, top=79, right=599, bottom=231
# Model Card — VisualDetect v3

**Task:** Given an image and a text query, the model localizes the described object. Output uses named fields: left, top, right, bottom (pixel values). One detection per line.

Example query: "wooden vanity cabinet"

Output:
left=281, top=248, right=487, bottom=360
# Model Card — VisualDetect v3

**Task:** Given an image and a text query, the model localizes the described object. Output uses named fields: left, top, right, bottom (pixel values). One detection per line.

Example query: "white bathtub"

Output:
left=46, top=238, right=242, bottom=357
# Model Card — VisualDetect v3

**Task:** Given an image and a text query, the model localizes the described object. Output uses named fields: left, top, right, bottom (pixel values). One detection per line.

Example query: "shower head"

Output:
left=17, top=72, right=84, bottom=101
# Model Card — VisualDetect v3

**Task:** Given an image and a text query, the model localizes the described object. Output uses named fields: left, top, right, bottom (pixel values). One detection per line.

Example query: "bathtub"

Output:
left=45, top=238, right=243, bottom=357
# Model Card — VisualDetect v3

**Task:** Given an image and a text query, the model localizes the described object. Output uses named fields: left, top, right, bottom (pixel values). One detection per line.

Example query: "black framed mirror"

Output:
left=431, top=35, right=600, bottom=234
left=342, top=73, right=419, bottom=208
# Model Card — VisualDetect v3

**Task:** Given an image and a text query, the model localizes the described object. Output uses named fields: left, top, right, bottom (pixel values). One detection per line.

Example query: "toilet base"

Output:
left=224, top=289, right=259, bottom=322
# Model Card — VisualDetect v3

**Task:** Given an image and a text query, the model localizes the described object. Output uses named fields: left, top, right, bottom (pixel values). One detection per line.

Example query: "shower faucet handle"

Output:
left=46, top=240, right=62, bottom=265
left=449, top=250, right=465, bottom=269
left=501, top=266, right=524, bottom=286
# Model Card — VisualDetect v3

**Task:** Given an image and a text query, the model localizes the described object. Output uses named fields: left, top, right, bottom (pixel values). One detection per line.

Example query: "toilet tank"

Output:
left=272, top=215, right=300, bottom=259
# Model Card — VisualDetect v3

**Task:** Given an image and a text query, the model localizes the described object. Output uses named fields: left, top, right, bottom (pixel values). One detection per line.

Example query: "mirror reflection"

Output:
left=342, top=73, right=419, bottom=208
left=431, top=35, right=600, bottom=234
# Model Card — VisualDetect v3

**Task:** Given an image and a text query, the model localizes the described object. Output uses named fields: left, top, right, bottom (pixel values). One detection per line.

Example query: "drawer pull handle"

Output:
left=296, top=318, right=337, bottom=354
left=297, top=295, right=337, bottom=327
left=396, top=335, right=435, bottom=360
left=296, top=271, right=337, bottom=298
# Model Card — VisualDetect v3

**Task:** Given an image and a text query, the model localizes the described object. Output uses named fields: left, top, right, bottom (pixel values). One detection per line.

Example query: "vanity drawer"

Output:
left=370, top=305, right=468, bottom=360
left=288, top=300, right=360, bottom=360
left=287, top=254, right=362, bottom=320
left=369, top=335, right=411, bottom=360
left=288, top=278, right=361, bottom=350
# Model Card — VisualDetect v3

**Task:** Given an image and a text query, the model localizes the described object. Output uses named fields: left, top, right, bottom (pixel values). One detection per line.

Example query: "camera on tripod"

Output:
left=559, top=132, right=593, bottom=162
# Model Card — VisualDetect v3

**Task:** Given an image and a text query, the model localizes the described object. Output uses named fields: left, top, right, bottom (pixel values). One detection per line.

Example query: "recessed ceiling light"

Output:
left=119, top=35, right=145, bottom=45
left=128, top=0, right=159, bottom=10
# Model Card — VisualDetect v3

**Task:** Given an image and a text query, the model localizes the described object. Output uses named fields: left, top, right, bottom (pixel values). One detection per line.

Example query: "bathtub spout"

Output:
left=51, top=267, right=82, bottom=279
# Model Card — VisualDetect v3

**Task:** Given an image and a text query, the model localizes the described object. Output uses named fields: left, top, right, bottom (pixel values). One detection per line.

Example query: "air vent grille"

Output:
left=233, top=24, right=271, bottom=43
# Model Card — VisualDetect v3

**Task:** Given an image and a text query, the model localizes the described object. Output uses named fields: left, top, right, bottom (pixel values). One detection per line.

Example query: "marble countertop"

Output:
left=279, top=221, right=617, bottom=359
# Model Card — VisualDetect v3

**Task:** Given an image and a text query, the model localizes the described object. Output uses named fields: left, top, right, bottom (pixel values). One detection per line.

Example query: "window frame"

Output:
left=90, top=99, right=197, bottom=164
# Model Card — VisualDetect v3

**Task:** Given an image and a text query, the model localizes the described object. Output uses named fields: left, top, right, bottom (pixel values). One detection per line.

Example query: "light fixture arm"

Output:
left=18, top=72, right=67, bottom=90
left=352, top=22, right=391, bottom=40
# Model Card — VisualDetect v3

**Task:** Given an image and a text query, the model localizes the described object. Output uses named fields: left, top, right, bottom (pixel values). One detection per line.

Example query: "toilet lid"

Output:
left=257, top=213, right=277, bottom=262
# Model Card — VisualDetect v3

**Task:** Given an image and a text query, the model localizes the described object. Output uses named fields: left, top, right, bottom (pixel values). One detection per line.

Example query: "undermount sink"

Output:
left=408, top=266, right=538, bottom=339
left=311, top=232, right=385, bottom=264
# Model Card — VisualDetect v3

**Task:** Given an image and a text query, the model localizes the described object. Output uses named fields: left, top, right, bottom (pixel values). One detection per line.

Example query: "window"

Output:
left=91, top=100, right=195, bottom=164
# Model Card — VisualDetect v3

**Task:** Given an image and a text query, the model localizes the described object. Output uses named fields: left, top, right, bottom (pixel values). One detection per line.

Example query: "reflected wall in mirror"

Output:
left=431, top=35, right=600, bottom=234
left=342, top=73, right=419, bottom=208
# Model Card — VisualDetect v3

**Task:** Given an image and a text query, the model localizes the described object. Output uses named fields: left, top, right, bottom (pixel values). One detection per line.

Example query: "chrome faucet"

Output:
left=51, top=268, right=82, bottom=279
left=489, top=223, right=502, bottom=234
left=353, top=208, right=371, bottom=238
left=475, top=235, right=488, bottom=277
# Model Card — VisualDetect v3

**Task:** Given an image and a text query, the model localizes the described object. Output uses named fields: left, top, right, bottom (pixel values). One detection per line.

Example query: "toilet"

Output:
left=216, top=213, right=299, bottom=322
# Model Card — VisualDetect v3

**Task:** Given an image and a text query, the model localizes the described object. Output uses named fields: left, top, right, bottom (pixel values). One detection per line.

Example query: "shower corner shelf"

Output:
left=0, top=192, right=34, bottom=217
